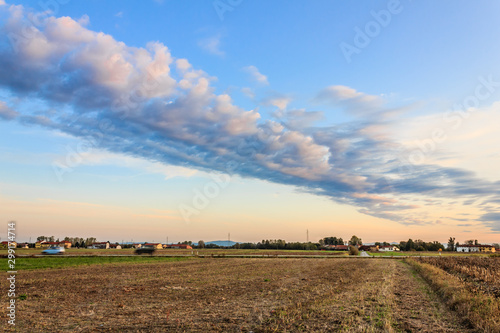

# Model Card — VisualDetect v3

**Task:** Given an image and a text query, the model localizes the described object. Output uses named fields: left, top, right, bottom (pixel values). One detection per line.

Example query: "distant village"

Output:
left=1, top=235, right=498, bottom=253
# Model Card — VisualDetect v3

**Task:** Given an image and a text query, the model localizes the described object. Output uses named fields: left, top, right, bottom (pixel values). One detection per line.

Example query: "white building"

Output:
left=456, top=244, right=495, bottom=253
left=379, top=245, right=399, bottom=252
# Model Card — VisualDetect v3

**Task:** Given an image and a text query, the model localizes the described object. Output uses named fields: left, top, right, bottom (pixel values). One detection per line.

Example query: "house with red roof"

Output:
left=1, top=241, right=17, bottom=249
left=144, top=243, right=163, bottom=249
left=165, top=244, right=193, bottom=249
left=58, top=240, right=72, bottom=249
left=379, top=245, right=399, bottom=252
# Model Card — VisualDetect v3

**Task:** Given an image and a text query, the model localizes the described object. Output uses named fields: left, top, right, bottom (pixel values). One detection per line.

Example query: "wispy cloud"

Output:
left=277, top=109, right=324, bottom=130
left=0, top=101, right=18, bottom=120
left=478, top=212, right=500, bottom=231
left=243, top=65, right=269, bottom=85
left=241, top=87, right=255, bottom=99
left=198, top=35, right=224, bottom=56
left=262, top=93, right=292, bottom=110
left=315, top=85, right=386, bottom=117
left=0, top=5, right=499, bottom=230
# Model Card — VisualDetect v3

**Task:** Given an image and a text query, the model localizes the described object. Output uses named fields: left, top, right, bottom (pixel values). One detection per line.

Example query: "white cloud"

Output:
left=0, top=0, right=6, bottom=6
left=115, top=11, right=123, bottom=18
left=391, top=100, right=500, bottom=182
left=243, top=65, right=269, bottom=85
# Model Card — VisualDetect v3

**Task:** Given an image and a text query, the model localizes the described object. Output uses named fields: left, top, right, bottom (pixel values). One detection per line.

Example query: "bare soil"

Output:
left=1, top=258, right=477, bottom=332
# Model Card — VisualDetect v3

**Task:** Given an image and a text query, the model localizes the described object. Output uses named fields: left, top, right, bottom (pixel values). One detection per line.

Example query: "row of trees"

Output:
left=36, top=236, right=99, bottom=248
left=193, top=239, right=320, bottom=250
left=321, top=236, right=446, bottom=252
left=399, top=239, right=444, bottom=251
left=320, top=235, right=363, bottom=246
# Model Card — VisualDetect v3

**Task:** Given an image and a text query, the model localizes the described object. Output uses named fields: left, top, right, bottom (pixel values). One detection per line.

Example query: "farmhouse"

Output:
left=0, top=241, right=17, bottom=249
left=144, top=243, right=163, bottom=249
left=109, top=244, right=122, bottom=249
left=166, top=244, right=193, bottom=249
left=36, top=241, right=60, bottom=248
left=379, top=245, right=399, bottom=252
left=323, top=244, right=349, bottom=251
left=91, top=242, right=110, bottom=249
left=456, top=244, right=496, bottom=253
left=59, top=240, right=72, bottom=249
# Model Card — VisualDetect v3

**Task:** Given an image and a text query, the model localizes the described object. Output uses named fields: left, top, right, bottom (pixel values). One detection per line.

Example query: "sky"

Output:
left=1, top=0, right=500, bottom=244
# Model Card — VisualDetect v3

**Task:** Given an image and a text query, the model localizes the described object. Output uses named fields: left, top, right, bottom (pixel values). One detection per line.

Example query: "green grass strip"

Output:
left=2, top=256, right=190, bottom=270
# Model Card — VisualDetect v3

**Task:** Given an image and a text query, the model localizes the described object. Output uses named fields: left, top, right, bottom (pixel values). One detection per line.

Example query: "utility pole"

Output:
left=307, top=229, right=309, bottom=243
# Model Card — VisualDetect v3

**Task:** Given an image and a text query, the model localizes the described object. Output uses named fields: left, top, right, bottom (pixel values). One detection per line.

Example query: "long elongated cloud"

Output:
left=1, top=3, right=499, bottom=230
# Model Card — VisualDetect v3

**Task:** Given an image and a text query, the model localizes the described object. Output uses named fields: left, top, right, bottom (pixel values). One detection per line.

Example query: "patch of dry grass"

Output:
left=414, top=257, right=500, bottom=297
left=407, top=257, right=500, bottom=332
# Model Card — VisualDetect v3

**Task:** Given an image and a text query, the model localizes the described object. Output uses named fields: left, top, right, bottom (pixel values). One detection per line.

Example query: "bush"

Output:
left=348, top=245, right=359, bottom=256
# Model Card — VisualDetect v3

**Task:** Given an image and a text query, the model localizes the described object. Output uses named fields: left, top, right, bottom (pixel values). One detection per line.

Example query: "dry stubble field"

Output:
left=1, top=258, right=480, bottom=332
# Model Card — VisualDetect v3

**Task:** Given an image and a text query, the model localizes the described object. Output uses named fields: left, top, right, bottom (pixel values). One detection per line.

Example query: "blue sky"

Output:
left=1, top=0, right=500, bottom=243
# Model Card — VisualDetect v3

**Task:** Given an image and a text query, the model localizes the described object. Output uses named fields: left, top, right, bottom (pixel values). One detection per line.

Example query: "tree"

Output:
left=465, top=239, right=474, bottom=245
left=447, top=237, right=456, bottom=251
left=348, top=235, right=362, bottom=246
left=428, top=241, right=444, bottom=251
left=348, top=245, right=359, bottom=256
left=405, top=239, right=415, bottom=251
left=85, top=237, right=96, bottom=246
left=321, top=236, right=345, bottom=246
left=474, top=239, right=479, bottom=245
left=197, top=240, right=205, bottom=248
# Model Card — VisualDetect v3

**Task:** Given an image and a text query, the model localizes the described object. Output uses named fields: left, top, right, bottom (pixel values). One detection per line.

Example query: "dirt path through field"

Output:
left=1, top=258, right=478, bottom=332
